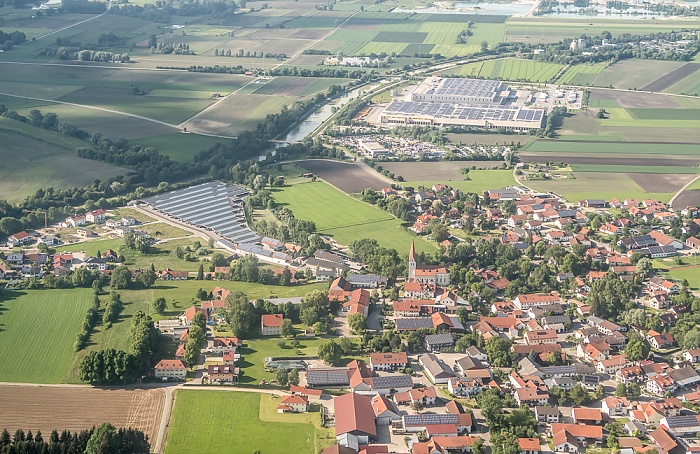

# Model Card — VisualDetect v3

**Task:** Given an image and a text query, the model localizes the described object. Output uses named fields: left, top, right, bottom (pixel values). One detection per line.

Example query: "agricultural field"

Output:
left=505, top=18, right=700, bottom=44
left=131, top=133, right=227, bottom=162
left=270, top=180, right=435, bottom=254
left=556, top=63, right=608, bottom=85
left=0, top=289, right=93, bottom=383
left=399, top=169, right=517, bottom=194
left=165, top=391, right=320, bottom=454
left=0, top=385, right=164, bottom=443
left=525, top=172, right=674, bottom=203
left=0, top=117, right=127, bottom=203
left=590, top=59, right=687, bottom=91
left=295, top=159, right=388, bottom=193
left=447, top=58, right=564, bottom=82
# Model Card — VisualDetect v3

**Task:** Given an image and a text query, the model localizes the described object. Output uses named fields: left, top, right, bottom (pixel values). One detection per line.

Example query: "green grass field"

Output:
left=0, top=289, right=93, bottom=383
left=0, top=117, right=126, bottom=203
left=505, top=18, right=700, bottom=44
left=405, top=169, right=517, bottom=194
left=270, top=180, right=435, bottom=254
left=667, top=265, right=700, bottom=290
left=449, top=58, right=564, bottom=82
left=166, top=391, right=318, bottom=454
left=627, top=108, right=700, bottom=121
left=525, top=172, right=672, bottom=202
left=131, top=133, right=227, bottom=163
left=556, top=63, right=608, bottom=85
left=523, top=140, right=700, bottom=155
left=238, top=337, right=326, bottom=384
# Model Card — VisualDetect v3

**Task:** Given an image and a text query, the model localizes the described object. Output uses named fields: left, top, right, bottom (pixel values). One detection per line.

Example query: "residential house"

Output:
left=394, top=387, right=438, bottom=407
left=465, top=346, right=488, bottom=362
left=7, top=231, right=31, bottom=246
left=154, top=359, right=186, bottom=381
left=683, top=348, right=700, bottom=363
left=572, top=408, right=602, bottom=425
left=371, top=394, right=401, bottom=425
left=448, top=377, right=483, bottom=397
left=207, top=364, right=236, bottom=383
left=595, top=355, right=629, bottom=374
left=261, top=314, right=283, bottom=336
left=369, top=352, right=408, bottom=371
left=648, top=427, right=679, bottom=454
left=514, top=388, right=549, bottom=406
left=535, top=406, right=561, bottom=423
left=179, top=306, right=208, bottom=326
left=277, top=394, right=309, bottom=413
left=519, top=438, right=541, bottom=454
left=602, top=397, right=630, bottom=417
left=513, top=293, right=562, bottom=310
left=525, top=330, right=558, bottom=346
left=647, top=374, right=677, bottom=397
left=425, top=333, right=455, bottom=352
left=85, top=208, right=106, bottom=223
left=647, top=330, right=675, bottom=349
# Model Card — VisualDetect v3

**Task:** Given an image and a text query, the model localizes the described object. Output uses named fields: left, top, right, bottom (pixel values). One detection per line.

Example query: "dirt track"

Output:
left=296, top=159, right=388, bottom=193
left=628, top=173, right=696, bottom=194
left=641, top=63, right=700, bottom=92
left=0, top=385, right=164, bottom=443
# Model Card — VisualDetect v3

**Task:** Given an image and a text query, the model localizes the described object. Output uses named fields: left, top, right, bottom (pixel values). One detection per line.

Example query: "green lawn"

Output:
left=522, top=140, right=700, bottom=155
left=667, top=265, right=700, bottom=290
left=270, top=180, right=435, bottom=255
left=556, top=63, right=608, bottom=85
left=238, top=337, right=327, bottom=384
left=166, top=391, right=317, bottom=454
left=136, top=222, right=193, bottom=239
left=405, top=169, right=517, bottom=194
left=0, top=289, right=92, bottom=383
left=131, top=133, right=226, bottom=163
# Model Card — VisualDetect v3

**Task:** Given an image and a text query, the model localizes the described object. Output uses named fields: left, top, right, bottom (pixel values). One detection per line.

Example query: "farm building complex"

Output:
left=380, top=76, right=545, bottom=131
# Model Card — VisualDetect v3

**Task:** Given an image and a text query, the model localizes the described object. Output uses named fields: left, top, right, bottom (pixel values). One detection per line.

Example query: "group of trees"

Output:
left=274, top=368, right=300, bottom=386
left=109, top=0, right=238, bottom=23
left=0, top=29, right=26, bottom=51
left=350, top=238, right=405, bottom=282
left=184, top=311, right=207, bottom=366
left=77, top=49, right=130, bottom=63
left=102, top=292, right=124, bottom=326
left=75, top=294, right=101, bottom=351
left=0, top=424, right=149, bottom=454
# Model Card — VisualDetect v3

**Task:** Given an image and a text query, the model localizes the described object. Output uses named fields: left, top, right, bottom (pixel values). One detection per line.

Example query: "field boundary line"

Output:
left=0, top=91, right=180, bottom=130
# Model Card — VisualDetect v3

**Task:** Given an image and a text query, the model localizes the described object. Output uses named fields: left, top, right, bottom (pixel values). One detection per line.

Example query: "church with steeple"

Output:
left=407, top=240, right=450, bottom=286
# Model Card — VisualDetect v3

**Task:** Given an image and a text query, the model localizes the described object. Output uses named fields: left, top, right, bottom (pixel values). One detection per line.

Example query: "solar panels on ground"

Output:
left=143, top=181, right=260, bottom=245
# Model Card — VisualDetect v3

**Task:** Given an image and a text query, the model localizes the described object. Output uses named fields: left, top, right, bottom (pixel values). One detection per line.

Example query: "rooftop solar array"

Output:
left=395, top=318, right=434, bottom=330
left=306, top=368, right=350, bottom=386
left=404, top=414, right=459, bottom=427
left=347, top=274, right=387, bottom=285
left=425, top=333, right=454, bottom=345
left=415, top=78, right=502, bottom=99
left=382, top=101, right=543, bottom=123
left=665, top=415, right=700, bottom=428
left=143, top=181, right=260, bottom=245
left=372, top=375, right=413, bottom=390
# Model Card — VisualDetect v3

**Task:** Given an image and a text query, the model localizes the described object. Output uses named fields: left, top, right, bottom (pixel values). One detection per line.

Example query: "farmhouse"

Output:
left=369, top=352, right=408, bottom=371
left=154, top=359, right=187, bottom=381
left=206, top=364, right=236, bottom=383
left=334, top=392, right=377, bottom=450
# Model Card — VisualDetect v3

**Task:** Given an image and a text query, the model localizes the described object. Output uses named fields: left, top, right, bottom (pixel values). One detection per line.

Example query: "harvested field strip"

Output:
left=522, top=140, right=700, bottom=155
left=570, top=164, right=699, bottom=174
left=520, top=153, right=699, bottom=167
left=628, top=173, right=696, bottom=194
left=640, top=63, right=700, bottom=92
left=0, top=385, right=164, bottom=444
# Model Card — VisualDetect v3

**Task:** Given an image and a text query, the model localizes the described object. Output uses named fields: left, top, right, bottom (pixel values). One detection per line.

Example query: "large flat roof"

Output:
left=382, top=100, right=544, bottom=123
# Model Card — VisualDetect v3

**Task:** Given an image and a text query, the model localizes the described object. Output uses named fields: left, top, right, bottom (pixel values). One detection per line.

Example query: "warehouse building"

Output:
left=380, top=76, right=546, bottom=131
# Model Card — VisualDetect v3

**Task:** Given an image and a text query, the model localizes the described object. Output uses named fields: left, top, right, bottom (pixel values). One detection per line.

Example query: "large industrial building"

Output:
left=380, top=77, right=546, bottom=131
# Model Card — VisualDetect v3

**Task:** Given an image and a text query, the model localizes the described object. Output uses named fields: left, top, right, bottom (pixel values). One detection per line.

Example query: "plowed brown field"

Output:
left=0, top=385, right=164, bottom=443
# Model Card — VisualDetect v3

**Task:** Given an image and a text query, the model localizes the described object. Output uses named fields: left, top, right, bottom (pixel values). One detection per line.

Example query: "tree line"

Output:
left=0, top=424, right=149, bottom=454
left=0, top=29, right=26, bottom=51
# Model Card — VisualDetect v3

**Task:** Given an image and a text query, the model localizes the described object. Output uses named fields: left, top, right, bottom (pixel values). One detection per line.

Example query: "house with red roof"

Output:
left=369, top=352, right=408, bottom=371
left=261, top=314, right=283, bottom=336
left=277, top=394, right=309, bottom=413
left=7, top=231, right=31, bottom=247
left=85, top=208, right=106, bottom=224
left=179, top=306, right=208, bottom=326
left=154, top=359, right=186, bottom=381
left=519, top=437, right=541, bottom=454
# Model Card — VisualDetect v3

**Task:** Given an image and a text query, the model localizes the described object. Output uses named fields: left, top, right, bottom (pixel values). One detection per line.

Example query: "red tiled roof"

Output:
left=261, top=313, right=283, bottom=327
left=155, top=359, right=186, bottom=371
left=334, top=392, right=376, bottom=437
